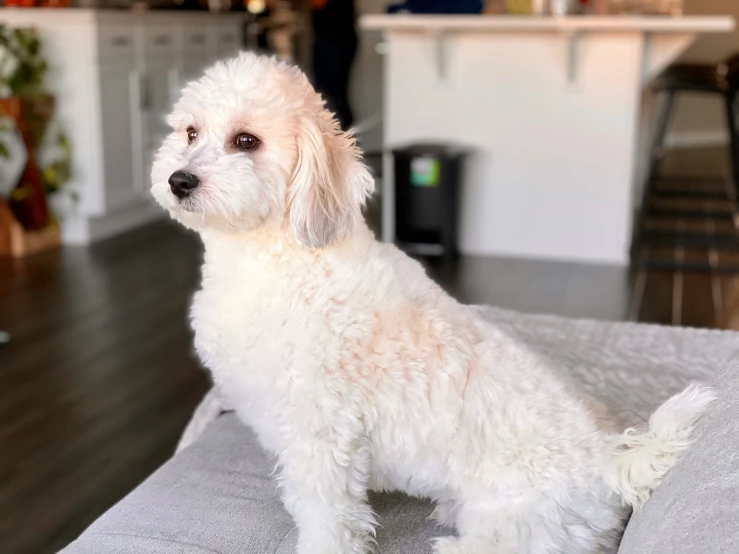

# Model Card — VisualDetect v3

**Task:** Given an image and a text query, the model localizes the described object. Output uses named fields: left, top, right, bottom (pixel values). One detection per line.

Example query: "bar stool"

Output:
left=632, top=54, right=739, bottom=271
left=648, top=53, right=739, bottom=193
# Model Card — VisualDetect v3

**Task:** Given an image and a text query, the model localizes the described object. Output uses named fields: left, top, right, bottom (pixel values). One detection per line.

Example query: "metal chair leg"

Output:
left=631, top=90, right=677, bottom=260
left=725, top=91, right=739, bottom=199
left=647, top=90, right=676, bottom=185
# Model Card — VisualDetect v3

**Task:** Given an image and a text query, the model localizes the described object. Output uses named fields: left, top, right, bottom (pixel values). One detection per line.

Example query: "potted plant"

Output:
left=0, top=117, right=27, bottom=198
left=0, top=24, right=69, bottom=257
left=0, top=25, right=53, bottom=146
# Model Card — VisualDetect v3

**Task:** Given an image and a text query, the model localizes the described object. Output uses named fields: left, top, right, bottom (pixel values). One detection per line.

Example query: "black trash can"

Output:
left=393, top=143, right=466, bottom=260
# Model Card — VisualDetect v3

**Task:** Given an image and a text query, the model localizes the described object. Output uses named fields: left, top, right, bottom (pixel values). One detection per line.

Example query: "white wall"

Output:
left=351, top=1, right=739, bottom=152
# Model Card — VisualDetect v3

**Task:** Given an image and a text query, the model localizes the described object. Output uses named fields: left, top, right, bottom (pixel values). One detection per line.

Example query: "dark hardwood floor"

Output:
left=631, top=146, right=739, bottom=328
left=0, top=222, right=210, bottom=554
left=2, top=179, right=737, bottom=552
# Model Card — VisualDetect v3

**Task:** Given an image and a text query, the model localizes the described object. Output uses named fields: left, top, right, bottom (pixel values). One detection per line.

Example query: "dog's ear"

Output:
left=288, top=114, right=374, bottom=249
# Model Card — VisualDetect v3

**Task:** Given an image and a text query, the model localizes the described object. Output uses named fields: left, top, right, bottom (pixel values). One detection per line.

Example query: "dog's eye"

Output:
left=186, top=127, right=198, bottom=145
left=234, top=133, right=260, bottom=152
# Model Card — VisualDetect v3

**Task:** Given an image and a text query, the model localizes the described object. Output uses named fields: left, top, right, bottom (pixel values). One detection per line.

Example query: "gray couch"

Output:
left=61, top=307, right=739, bottom=554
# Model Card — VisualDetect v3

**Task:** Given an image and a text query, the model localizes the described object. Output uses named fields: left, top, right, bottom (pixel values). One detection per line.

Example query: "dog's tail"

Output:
left=604, top=384, right=715, bottom=510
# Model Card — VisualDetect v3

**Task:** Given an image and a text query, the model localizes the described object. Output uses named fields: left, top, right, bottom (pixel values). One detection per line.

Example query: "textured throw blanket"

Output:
left=178, top=306, right=739, bottom=452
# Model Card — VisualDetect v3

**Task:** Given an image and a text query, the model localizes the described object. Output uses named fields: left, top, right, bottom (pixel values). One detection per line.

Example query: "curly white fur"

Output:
left=151, top=53, right=714, bottom=554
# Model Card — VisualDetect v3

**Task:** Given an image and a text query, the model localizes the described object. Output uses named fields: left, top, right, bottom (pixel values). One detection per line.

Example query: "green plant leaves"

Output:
left=0, top=25, right=47, bottom=97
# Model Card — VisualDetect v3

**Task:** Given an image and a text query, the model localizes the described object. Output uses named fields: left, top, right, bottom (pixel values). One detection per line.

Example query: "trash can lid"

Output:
left=392, top=143, right=468, bottom=158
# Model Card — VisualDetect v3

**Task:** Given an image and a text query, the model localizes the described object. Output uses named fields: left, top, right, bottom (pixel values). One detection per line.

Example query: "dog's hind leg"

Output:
left=429, top=500, right=460, bottom=528
left=431, top=492, right=580, bottom=554
left=431, top=499, right=525, bottom=554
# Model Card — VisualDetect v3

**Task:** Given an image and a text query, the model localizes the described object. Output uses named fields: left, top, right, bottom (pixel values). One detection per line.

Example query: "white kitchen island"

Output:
left=361, top=15, right=735, bottom=265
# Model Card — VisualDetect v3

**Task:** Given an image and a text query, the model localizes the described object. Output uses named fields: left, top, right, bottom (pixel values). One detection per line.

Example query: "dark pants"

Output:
left=313, top=32, right=358, bottom=131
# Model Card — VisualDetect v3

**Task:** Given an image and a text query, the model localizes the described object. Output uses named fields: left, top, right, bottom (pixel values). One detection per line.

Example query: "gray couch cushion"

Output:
left=61, top=309, right=739, bottom=554
left=618, top=355, right=739, bottom=554
left=61, top=412, right=441, bottom=554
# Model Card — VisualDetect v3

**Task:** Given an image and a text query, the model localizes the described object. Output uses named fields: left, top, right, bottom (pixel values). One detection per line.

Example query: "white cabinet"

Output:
left=216, top=25, right=241, bottom=59
left=0, top=9, right=245, bottom=244
left=136, top=25, right=180, bottom=199
left=138, top=61, right=177, bottom=196
left=178, top=23, right=217, bottom=88
left=98, top=62, right=141, bottom=213
left=180, top=53, right=212, bottom=86
left=97, top=22, right=136, bottom=64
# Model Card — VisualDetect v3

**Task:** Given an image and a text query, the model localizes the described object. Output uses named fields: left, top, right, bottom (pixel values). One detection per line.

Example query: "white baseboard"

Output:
left=664, top=130, right=729, bottom=150
left=89, top=200, right=164, bottom=243
left=59, top=198, right=164, bottom=245
left=60, top=213, right=92, bottom=245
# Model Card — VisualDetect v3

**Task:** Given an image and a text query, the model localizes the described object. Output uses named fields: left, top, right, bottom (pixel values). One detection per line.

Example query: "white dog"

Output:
left=151, top=53, right=714, bottom=554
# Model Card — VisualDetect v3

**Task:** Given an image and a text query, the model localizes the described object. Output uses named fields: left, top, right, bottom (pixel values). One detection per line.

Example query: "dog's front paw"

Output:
left=432, top=537, right=469, bottom=554
left=297, top=530, right=372, bottom=554
left=429, top=501, right=458, bottom=528
left=433, top=536, right=516, bottom=554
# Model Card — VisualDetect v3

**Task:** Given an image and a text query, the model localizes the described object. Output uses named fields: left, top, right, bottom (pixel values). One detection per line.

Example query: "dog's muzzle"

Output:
left=169, top=171, right=200, bottom=199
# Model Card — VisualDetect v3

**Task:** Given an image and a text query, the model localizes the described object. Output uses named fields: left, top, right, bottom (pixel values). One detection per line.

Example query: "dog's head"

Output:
left=151, top=52, right=373, bottom=248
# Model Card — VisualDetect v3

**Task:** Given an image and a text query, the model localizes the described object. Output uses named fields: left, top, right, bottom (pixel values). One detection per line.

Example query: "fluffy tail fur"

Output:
left=604, top=384, right=716, bottom=510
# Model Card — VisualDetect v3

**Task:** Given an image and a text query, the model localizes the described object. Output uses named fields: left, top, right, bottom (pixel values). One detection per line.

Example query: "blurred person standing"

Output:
left=311, top=0, right=357, bottom=131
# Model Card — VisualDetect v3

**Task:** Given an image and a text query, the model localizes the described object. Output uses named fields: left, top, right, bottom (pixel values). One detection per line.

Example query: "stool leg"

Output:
left=724, top=91, right=739, bottom=199
left=632, top=90, right=676, bottom=263
left=647, top=90, right=676, bottom=185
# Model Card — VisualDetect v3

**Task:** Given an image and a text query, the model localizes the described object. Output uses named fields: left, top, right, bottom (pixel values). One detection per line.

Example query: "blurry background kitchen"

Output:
left=1, top=0, right=738, bottom=552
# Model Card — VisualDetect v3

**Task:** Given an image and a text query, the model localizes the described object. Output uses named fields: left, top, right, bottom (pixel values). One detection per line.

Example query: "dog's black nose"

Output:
left=169, top=171, right=200, bottom=199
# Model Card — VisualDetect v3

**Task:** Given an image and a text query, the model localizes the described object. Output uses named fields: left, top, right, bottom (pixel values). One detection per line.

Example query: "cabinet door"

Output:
left=179, top=52, right=211, bottom=88
left=216, top=25, right=241, bottom=60
left=99, top=63, right=145, bottom=212
left=97, top=24, right=135, bottom=66
left=140, top=61, right=179, bottom=193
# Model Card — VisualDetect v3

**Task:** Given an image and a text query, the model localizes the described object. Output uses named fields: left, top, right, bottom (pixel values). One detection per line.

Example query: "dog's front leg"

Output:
left=278, top=436, right=376, bottom=554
